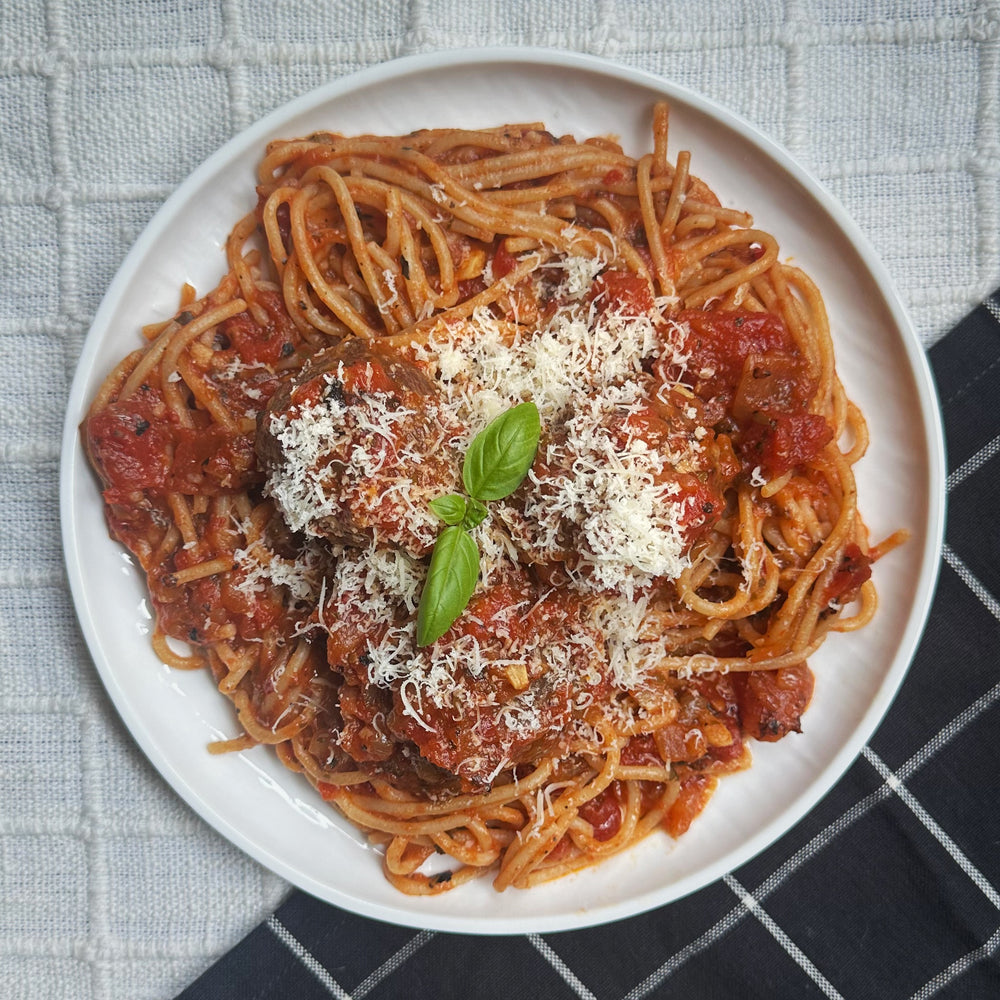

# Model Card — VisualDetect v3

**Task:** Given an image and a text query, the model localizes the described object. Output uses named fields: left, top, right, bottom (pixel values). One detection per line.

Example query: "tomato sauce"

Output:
left=85, top=384, right=175, bottom=500
left=733, top=664, right=814, bottom=742
left=825, top=543, right=873, bottom=604
left=578, top=782, right=624, bottom=841
left=665, top=773, right=717, bottom=838
left=740, top=412, right=833, bottom=477
left=490, top=239, right=519, bottom=278
left=663, top=308, right=834, bottom=478
left=87, top=386, right=258, bottom=502
left=218, top=289, right=297, bottom=367
left=621, top=734, right=663, bottom=767
left=676, top=309, right=790, bottom=392
left=589, top=268, right=655, bottom=315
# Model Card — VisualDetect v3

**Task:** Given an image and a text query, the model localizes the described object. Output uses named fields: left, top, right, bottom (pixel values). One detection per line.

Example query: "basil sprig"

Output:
left=415, top=402, right=541, bottom=646
left=427, top=493, right=488, bottom=530
left=463, top=402, right=542, bottom=501
left=417, top=526, right=480, bottom=647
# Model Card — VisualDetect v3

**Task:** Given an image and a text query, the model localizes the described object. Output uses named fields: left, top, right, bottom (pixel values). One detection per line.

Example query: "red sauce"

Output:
left=655, top=723, right=708, bottom=763
left=733, top=664, right=814, bottom=742
left=578, top=782, right=624, bottom=841
left=85, top=385, right=175, bottom=501
left=740, top=413, right=833, bottom=477
left=691, top=672, right=746, bottom=766
left=170, top=426, right=256, bottom=493
left=219, top=289, right=297, bottom=366
left=445, top=582, right=535, bottom=648
left=676, top=308, right=790, bottom=394
left=621, top=734, right=662, bottom=767
left=491, top=239, right=518, bottom=278
left=665, top=308, right=834, bottom=477
left=589, top=268, right=655, bottom=315
left=665, top=773, right=717, bottom=838
left=732, top=350, right=814, bottom=419
left=457, top=276, right=488, bottom=300
left=825, top=543, right=872, bottom=604
left=86, top=386, right=257, bottom=502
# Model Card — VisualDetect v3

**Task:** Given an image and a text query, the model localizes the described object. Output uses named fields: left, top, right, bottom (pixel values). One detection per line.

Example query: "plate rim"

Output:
left=59, top=45, right=947, bottom=933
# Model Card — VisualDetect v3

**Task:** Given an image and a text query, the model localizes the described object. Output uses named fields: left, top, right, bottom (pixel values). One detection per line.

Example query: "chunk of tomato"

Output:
left=578, top=783, right=624, bottom=842
left=676, top=309, right=792, bottom=393
left=734, top=664, right=814, bottom=742
left=85, top=386, right=172, bottom=500
left=825, top=543, right=872, bottom=604
left=741, top=412, right=833, bottom=476
left=219, top=289, right=297, bottom=366
left=665, top=773, right=716, bottom=837
left=590, top=269, right=655, bottom=315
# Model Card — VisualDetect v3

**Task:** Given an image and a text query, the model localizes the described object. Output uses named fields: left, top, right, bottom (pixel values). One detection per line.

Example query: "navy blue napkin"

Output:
left=177, top=294, right=1000, bottom=1000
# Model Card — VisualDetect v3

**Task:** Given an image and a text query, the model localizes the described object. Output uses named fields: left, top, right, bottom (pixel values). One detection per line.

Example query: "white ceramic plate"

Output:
left=60, top=48, right=945, bottom=933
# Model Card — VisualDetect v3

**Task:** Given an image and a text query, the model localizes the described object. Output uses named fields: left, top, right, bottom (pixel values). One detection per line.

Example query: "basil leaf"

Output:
left=461, top=496, right=489, bottom=530
left=416, top=526, right=480, bottom=646
left=463, top=401, right=541, bottom=502
left=428, top=493, right=469, bottom=526
left=417, top=403, right=540, bottom=645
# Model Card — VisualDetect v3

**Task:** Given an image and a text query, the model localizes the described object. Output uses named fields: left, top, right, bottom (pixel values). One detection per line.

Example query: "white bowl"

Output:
left=60, top=47, right=945, bottom=934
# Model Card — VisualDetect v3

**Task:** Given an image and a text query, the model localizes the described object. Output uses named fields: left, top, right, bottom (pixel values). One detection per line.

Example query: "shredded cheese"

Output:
left=261, top=251, right=715, bottom=761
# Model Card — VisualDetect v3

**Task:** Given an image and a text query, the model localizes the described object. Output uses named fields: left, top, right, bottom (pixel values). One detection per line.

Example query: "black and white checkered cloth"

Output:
left=175, top=295, right=1000, bottom=998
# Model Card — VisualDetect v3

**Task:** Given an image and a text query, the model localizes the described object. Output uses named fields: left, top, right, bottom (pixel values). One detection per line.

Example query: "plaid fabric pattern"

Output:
left=172, top=297, right=1000, bottom=999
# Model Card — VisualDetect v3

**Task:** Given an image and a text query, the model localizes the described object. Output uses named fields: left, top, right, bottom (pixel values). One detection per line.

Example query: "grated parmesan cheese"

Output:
left=263, top=250, right=719, bottom=759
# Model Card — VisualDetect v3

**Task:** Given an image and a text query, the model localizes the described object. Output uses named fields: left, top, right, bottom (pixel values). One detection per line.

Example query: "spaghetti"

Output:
left=83, top=104, right=900, bottom=894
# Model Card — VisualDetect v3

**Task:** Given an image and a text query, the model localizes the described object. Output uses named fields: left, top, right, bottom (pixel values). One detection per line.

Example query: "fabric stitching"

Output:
left=724, top=874, right=845, bottom=999
left=942, top=300, right=1000, bottom=407
left=863, top=747, right=1000, bottom=912
left=946, top=433, right=1000, bottom=491
left=908, top=924, right=1000, bottom=1000
left=266, top=915, right=353, bottom=999
left=943, top=542, right=1000, bottom=623
left=350, top=930, right=436, bottom=998
left=620, top=900, right=752, bottom=1000
left=527, top=935, right=598, bottom=1000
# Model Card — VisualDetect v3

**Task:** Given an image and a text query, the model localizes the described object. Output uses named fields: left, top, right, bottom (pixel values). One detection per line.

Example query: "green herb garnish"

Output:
left=427, top=493, right=488, bottom=530
left=462, top=401, right=542, bottom=501
left=415, top=402, right=541, bottom=646
left=416, top=526, right=481, bottom=648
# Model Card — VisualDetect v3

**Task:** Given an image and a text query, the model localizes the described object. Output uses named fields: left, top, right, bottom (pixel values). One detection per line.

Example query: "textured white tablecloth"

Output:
left=2, top=2, right=998, bottom=997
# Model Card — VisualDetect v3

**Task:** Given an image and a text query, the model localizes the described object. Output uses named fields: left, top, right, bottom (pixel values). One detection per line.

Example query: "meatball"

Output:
left=324, top=560, right=610, bottom=793
left=257, top=338, right=460, bottom=556
left=498, top=383, right=730, bottom=592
